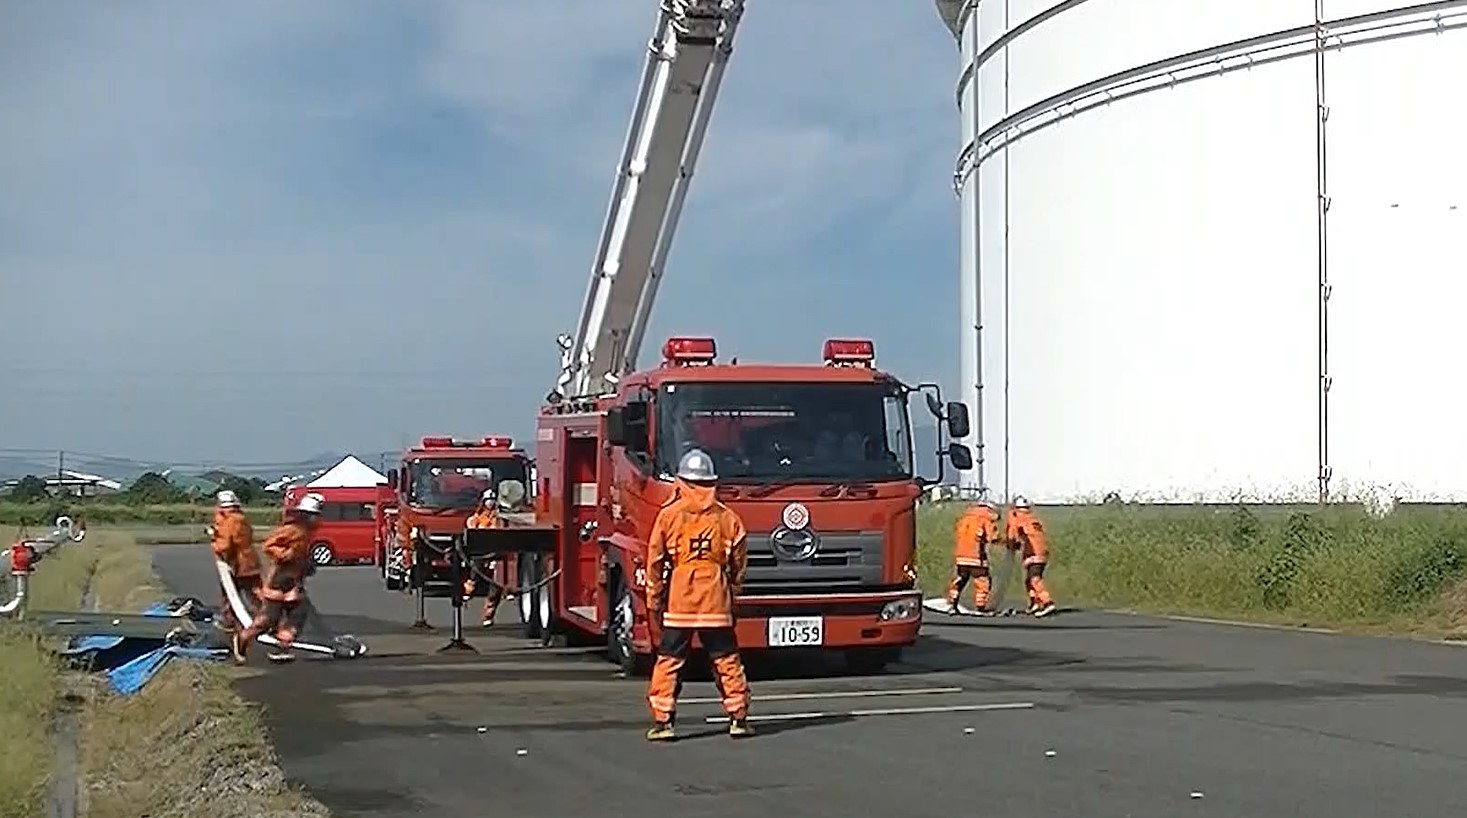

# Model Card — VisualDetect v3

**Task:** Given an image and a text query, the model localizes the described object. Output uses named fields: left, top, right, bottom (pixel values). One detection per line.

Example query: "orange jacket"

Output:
left=646, top=480, right=747, bottom=629
left=466, top=507, right=500, bottom=529
left=210, top=509, right=259, bottom=577
left=259, top=521, right=311, bottom=601
left=952, top=504, right=999, bottom=567
left=1005, top=508, right=1049, bottom=565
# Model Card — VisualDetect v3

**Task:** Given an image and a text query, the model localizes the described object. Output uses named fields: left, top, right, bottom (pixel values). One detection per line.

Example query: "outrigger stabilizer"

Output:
left=213, top=560, right=367, bottom=659
left=434, top=526, right=559, bottom=654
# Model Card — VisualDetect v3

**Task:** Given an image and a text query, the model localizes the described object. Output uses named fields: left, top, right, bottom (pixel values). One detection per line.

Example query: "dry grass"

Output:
left=917, top=502, right=1467, bottom=635
left=1, top=526, right=327, bottom=818
left=82, top=662, right=326, bottom=818
left=76, top=534, right=329, bottom=818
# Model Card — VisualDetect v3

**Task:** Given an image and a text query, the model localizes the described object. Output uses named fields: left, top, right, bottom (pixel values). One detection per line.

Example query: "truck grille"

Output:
left=740, top=531, right=885, bottom=595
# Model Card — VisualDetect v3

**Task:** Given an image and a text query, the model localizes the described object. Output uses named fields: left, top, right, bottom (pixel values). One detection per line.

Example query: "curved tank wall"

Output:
left=940, top=0, right=1467, bottom=502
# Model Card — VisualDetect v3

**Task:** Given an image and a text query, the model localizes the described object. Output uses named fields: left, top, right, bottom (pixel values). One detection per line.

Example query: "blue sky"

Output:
left=0, top=0, right=961, bottom=464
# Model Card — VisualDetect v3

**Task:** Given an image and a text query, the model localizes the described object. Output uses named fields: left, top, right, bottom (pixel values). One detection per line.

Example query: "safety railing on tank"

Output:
left=953, top=0, right=1467, bottom=192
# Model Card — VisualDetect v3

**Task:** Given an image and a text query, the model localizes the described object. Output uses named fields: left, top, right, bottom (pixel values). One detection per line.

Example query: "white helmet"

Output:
left=676, top=448, right=717, bottom=482
left=1011, top=495, right=1031, bottom=509
left=295, top=493, right=324, bottom=515
left=216, top=490, right=240, bottom=508
left=480, top=488, right=497, bottom=504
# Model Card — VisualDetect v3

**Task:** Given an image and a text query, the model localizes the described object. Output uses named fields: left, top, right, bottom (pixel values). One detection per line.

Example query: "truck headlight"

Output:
left=880, top=598, right=920, bottom=622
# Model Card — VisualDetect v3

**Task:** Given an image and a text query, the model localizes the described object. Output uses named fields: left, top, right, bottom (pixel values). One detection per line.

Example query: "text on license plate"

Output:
left=766, top=616, right=824, bottom=647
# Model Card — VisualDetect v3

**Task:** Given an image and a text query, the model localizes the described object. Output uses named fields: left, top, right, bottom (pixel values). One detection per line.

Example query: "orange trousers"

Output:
left=646, top=626, right=750, bottom=723
left=946, top=565, right=991, bottom=609
left=1025, top=561, right=1053, bottom=608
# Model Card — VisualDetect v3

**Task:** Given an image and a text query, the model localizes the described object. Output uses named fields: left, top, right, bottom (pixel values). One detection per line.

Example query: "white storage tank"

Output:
left=937, top=0, right=1467, bottom=502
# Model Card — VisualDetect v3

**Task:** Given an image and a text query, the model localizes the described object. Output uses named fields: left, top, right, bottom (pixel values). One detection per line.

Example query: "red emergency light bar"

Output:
left=663, top=336, right=717, bottom=364
left=421, top=435, right=514, bottom=449
left=823, top=338, right=876, bottom=365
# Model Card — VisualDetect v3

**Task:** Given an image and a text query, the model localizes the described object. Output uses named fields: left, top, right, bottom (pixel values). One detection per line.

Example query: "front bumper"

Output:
left=632, top=590, right=922, bottom=653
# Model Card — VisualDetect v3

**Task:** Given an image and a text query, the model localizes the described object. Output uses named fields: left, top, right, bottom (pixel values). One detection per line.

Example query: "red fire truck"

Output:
left=476, top=337, right=971, bottom=674
left=375, top=435, right=535, bottom=629
left=463, top=2, right=971, bottom=673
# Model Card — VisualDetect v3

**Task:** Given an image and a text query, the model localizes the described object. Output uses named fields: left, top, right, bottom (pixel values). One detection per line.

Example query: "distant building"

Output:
left=35, top=470, right=124, bottom=497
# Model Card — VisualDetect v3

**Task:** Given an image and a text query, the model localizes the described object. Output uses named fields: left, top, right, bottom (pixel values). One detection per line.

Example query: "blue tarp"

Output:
left=62, top=601, right=225, bottom=695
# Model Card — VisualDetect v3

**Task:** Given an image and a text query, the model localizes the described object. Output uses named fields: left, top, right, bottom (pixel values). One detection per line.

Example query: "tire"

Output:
left=607, top=573, right=652, bottom=677
left=519, top=556, right=543, bottom=640
left=310, top=542, right=334, bottom=567
left=844, top=646, right=900, bottom=675
left=536, top=559, right=557, bottom=647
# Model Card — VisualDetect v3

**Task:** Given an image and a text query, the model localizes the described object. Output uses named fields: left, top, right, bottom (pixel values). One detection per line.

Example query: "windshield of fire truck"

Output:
left=404, top=458, right=531, bottom=510
left=654, top=381, right=913, bottom=482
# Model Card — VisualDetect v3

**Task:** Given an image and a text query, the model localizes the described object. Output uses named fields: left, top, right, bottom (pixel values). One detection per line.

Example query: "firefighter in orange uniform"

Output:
left=1005, top=496, right=1056, bottom=617
left=462, top=488, right=505, bottom=627
left=644, top=449, right=753, bottom=741
left=239, top=493, right=323, bottom=662
left=209, top=490, right=259, bottom=660
left=946, top=498, right=1000, bottom=614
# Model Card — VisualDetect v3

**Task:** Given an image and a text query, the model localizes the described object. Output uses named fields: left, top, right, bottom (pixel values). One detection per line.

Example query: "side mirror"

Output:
left=924, top=392, right=943, bottom=417
left=387, top=471, right=398, bottom=490
left=947, top=442, right=974, bottom=471
left=605, top=407, right=627, bottom=447
left=945, top=401, right=971, bottom=439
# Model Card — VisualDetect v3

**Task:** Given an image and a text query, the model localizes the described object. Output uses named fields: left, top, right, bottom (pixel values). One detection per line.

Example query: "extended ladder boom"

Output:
left=553, top=0, right=744, bottom=401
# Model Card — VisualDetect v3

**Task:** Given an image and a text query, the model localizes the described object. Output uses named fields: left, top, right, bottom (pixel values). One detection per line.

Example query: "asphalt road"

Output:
left=153, top=546, right=1467, bottom=818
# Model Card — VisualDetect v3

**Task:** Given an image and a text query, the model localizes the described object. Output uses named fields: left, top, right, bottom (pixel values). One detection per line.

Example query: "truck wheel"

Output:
left=519, top=556, right=543, bottom=640
left=844, top=647, right=900, bottom=675
left=608, top=573, right=651, bottom=678
left=536, top=561, right=557, bottom=647
left=310, top=542, right=335, bottom=567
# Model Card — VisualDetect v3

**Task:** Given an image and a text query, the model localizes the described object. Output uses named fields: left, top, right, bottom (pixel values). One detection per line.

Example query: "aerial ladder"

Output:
left=551, top=0, right=745, bottom=402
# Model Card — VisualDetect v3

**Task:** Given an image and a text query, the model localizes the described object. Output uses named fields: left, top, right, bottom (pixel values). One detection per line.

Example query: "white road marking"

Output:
left=703, top=701, right=1035, bottom=724
left=681, top=686, right=963, bottom=705
left=1108, top=609, right=1340, bottom=635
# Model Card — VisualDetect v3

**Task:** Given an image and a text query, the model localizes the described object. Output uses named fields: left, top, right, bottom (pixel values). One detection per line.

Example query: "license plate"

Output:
left=766, top=616, right=824, bottom=647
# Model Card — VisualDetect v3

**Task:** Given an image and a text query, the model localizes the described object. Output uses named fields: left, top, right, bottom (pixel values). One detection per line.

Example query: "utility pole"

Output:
left=1314, top=0, right=1333, bottom=504
left=57, top=450, right=65, bottom=496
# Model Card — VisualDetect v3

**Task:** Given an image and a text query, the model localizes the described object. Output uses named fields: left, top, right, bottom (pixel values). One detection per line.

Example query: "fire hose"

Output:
left=213, top=560, right=367, bottom=658
left=2, top=516, right=87, bottom=617
left=416, top=535, right=562, bottom=596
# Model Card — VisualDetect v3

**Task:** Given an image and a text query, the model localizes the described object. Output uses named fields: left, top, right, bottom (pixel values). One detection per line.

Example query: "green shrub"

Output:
left=916, top=501, right=1467, bottom=630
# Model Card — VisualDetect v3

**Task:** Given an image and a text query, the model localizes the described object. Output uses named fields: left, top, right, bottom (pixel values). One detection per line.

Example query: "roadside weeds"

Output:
left=0, top=527, right=330, bottom=818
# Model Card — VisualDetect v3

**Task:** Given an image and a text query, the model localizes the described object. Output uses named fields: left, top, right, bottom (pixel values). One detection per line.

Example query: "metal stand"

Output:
left=409, top=557, right=433, bottom=630
left=436, top=553, right=476, bottom=654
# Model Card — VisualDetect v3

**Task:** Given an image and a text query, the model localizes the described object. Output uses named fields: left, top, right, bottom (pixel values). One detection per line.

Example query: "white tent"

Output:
left=306, top=455, right=387, bottom=489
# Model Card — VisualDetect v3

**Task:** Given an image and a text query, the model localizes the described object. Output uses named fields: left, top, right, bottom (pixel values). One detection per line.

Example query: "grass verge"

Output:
left=0, top=502, right=278, bottom=527
left=916, top=502, right=1467, bottom=635
left=0, top=531, right=105, bottom=818
left=1, top=526, right=327, bottom=818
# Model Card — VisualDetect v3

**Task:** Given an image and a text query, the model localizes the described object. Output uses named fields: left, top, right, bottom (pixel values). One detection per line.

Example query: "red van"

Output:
left=282, top=484, right=392, bottom=567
